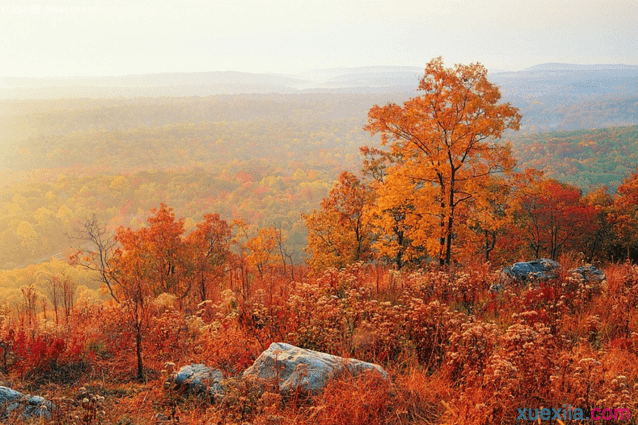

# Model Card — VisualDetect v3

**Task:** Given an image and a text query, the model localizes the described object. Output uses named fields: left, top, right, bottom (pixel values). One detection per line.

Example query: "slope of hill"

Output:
left=3, top=95, right=638, bottom=188
left=0, top=97, right=377, bottom=269
left=488, top=64, right=638, bottom=131
left=510, top=125, right=638, bottom=190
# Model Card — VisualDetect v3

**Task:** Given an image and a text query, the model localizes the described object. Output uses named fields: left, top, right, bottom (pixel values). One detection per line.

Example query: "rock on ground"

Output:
left=500, top=258, right=561, bottom=283
left=0, top=386, right=54, bottom=420
left=496, top=260, right=606, bottom=290
left=165, top=364, right=224, bottom=397
left=242, top=342, right=389, bottom=394
left=571, top=265, right=606, bottom=282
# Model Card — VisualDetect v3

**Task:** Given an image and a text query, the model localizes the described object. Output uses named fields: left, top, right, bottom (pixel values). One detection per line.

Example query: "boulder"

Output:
left=242, top=342, right=389, bottom=394
left=495, top=260, right=606, bottom=290
left=501, top=258, right=560, bottom=283
left=0, top=386, right=54, bottom=420
left=165, top=364, right=224, bottom=397
left=570, top=265, right=606, bottom=283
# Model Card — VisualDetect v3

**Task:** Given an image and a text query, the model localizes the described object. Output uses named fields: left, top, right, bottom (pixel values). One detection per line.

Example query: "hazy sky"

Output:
left=1, top=0, right=637, bottom=77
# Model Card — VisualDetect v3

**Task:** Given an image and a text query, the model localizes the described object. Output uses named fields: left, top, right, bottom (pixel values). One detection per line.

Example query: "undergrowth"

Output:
left=1, top=259, right=637, bottom=424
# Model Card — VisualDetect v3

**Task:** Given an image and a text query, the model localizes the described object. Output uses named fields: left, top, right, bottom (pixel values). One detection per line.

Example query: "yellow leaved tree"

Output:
left=303, top=171, right=373, bottom=271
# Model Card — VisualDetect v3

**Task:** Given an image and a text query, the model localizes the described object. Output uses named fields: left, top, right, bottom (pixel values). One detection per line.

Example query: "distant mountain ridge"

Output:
left=2, top=63, right=638, bottom=133
left=0, top=71, right=308, bottom=88
left=0, top=67, right=424, bottom=94
left=2, top=63, right=637, bottom=96
left=522, top=63, right=638, bottom=71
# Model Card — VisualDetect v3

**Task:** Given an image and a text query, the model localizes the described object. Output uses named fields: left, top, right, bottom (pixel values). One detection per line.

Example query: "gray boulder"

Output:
left=242, top=342, right=389, bottom=394
left=501, top=258, right=560, bottom=283
left=570, top=265, right=606, bottom=283
left=495, top=260, right=606, bottom=291
left=165, top=364, right=224, bottom=397
left=0, top=386, right=54, bottom=420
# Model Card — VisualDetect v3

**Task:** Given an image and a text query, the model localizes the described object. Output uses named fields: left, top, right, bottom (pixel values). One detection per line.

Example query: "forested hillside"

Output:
left=511, top=125, right=638, bottom=190
left=0, top=96, right=378, bottom=269
left=2, top=92, right=638, bottom=270
left=3, top=95, right=638, bottom=185
left=0, top=168, right=326, bottom=270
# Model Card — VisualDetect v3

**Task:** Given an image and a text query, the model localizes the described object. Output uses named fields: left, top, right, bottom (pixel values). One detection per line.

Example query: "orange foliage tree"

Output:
left=111, top=204, right=195, bottom=380
left=364, top=57, right=521, bottom=265
left=611, top=167, right=638, bottom=260
left=360, top=146, right=422, bottom=269
left=581, top=186, right=617, bottom=262
left=303, top=171, right=374, bottom=270
left=75, top=204, right=235, bottom=380
left=187, top=213, right=232, bottom=302
left=245, top=227, right=280, bottom=280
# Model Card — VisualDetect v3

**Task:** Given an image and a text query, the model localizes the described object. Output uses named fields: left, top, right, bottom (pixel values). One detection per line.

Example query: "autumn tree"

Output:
left=360, top=146, right=416, bottom=269
left=135, top=204, right=193, bottom=298
left=457, top=175, right=513, bottom=263
left=364, top=174, right=421, bottom=269
left=611, top=167, right=638, bottom=260
left=511, top=177, right=597, bottom=260
left=44, top=273, right=76, bottom=325
left=581, top=186, right=617, bottom=262
left=45, top=274, right=61, bottom=325
left=73, top=214, right=121, bottom=303
left=111, top=204, right=197, bottom=380
left=187, top=213, right=232, bottom=302
left=20, top=284, right=38, bottom=327
left=365, top=57, right=521, bottom=265
left=74, top=205, right=194, bottom=380
left=274, top=225, right=296, bottom=281
left=110, top=227, right=154, bottom=381
left=303, top=171, right=373, bottom=270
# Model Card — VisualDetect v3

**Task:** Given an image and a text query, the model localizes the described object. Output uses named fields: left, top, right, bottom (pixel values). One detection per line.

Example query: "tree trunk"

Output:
left=485, top=229, right=491, bottom=262
left=136, top=323, right=144, bottom=381
left=395, top=245, right=404, bottom=270
left=444, top=184, right=456, bottom=265
left=439, top=201, right=447, bottom=266
left=445, top=214, right=454, bottom=265
left=200, top=273, right=207, bottom=302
